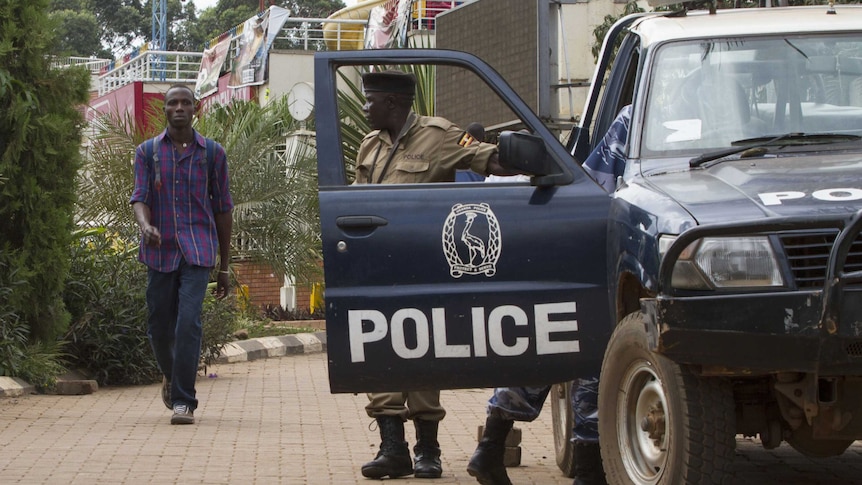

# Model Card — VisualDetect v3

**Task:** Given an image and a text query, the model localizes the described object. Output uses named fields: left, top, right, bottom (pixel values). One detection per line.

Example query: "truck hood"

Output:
left=643, top=153, right=862, bottom=225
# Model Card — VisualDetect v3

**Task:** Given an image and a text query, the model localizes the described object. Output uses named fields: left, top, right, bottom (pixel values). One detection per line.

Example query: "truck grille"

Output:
left=779, top=231, right=862, bottom=289
left=846, top=341, right=862, bottom=357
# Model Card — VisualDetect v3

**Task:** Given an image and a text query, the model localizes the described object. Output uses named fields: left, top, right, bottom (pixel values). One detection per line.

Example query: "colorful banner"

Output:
left=265, top=6, right=292, bottom=52
left=364, top=0, right=413, bottom=50
left=200, top=73, right=256, bottom=112
left=195, top=35, right=231, bottom=99
left=229, top=10, right=270, bottom=89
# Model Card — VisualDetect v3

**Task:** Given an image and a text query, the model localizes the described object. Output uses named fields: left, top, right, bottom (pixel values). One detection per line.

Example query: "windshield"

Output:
left=642, top=33, right=862, bottom=158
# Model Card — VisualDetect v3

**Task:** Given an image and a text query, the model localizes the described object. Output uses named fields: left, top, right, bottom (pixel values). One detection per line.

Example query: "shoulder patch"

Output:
left=458, top=131, right=478, bottom=147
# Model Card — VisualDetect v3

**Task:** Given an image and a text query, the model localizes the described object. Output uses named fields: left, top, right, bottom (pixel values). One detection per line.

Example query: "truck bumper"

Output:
left=645, top=209, right=862, bottom=375
left=641, top=290, right=862, bottom=374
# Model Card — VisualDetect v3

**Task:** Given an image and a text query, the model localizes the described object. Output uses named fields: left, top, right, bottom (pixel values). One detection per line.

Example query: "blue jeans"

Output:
left=146, top=259, right=210, bottom=410
left=487, top=376, right=600, bottom=443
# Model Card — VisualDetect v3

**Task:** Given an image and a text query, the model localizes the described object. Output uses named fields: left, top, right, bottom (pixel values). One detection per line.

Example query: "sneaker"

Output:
left=161, top=377, right=171, bottom=410
left=171, top=403, right=195, bottom=425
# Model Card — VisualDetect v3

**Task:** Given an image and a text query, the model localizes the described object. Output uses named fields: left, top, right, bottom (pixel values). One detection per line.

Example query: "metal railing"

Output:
left=52, top=56, right=112, bottom=74
left=95, top=2, right=465, bottom=96
left=413, top=1, right=464, bottom=30
left=96, top=16, right=365, bottom=95
left=98, top=50, right=203, bottom=95
left=280, top=17, right=367, bottom=51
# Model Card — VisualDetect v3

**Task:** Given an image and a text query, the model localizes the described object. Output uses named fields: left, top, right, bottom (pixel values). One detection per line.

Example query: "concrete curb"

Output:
left=0, top=331, right=327, bottom=398
left=214, top=331, right=327, bottom=364
left=0, top=377, right=35, bottom=398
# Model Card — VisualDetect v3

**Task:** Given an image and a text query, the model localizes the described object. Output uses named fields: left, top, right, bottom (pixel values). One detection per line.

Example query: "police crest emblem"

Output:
left=442, top=203, right=502, bottom=278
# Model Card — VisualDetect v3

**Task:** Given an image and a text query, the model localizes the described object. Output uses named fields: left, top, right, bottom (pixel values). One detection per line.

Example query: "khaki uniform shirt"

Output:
left=355, top=113, right=497, bottom=184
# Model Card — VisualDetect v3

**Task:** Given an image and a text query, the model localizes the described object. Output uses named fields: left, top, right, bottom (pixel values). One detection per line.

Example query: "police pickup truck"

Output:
left=314, top=4, right=862, bottom=484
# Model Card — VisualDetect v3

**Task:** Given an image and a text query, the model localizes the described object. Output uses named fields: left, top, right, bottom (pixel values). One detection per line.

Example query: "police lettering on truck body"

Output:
left=758, top=188, right=862, bottom=205
left=348, top=301, right=581, bottom=363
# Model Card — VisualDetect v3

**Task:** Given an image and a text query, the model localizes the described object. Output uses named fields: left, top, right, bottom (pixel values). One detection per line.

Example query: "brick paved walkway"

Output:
left=2, top=351, right=862, bottom=484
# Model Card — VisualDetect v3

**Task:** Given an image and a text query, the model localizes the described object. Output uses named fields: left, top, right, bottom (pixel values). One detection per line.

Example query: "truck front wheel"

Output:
left=598, top=312, right=736, bottom=484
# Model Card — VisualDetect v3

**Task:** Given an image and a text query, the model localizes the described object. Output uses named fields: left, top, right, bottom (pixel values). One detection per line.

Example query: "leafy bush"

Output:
left=0, top=258, right=66, bottom=391
left=63, top=228, right=158, bottom=386
left=0, top=305, right=27, bottom=378
left=200, top=287, right=239, bottom=369
left=263, top=304, right=325, bottom=321
left=16, top=340, right=67, bottom=392
left=0, top=262, right=26, bottom=377
left=63, top=228, right=240, bottom=385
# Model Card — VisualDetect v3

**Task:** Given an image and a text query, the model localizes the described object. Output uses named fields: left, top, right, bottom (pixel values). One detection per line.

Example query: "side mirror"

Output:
left=498, top=130, right=557, bottom=176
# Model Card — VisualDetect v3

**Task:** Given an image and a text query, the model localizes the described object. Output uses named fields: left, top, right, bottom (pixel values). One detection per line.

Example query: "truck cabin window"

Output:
left=643, top=34, right=862, bottom=158
left=336, top=64, right=543, bottom=185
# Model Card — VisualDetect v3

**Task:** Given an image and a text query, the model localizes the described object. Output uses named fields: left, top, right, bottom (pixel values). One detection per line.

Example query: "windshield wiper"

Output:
left=689, top=132, right=861, bottom=168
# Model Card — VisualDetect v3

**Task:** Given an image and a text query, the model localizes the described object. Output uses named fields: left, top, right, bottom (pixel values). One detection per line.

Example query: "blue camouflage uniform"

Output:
left=582, top=105, right=632, bottom=192
left=486, top=105, right=633, bottom=444
left=487, top=378, right=600, bottom=442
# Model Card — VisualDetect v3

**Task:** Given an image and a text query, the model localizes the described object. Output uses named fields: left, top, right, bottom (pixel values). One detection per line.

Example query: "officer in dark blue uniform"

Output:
left=467, top=106, right=632, bottom=485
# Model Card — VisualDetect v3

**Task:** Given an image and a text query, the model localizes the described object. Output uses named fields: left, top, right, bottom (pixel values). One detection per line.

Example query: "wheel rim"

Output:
left=618, top=359, right=668, bottom=484
left=553, top=384, right=569, bottom=450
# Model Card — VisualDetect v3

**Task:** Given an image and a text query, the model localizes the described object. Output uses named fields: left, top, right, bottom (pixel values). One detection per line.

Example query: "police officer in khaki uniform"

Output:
left=356, top=70, right=512, bottom=480
left=355, top=70, right=506, bottom=185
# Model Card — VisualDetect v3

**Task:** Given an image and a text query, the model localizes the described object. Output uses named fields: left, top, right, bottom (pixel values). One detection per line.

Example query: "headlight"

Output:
left=659, top=235, right=784, bottom=290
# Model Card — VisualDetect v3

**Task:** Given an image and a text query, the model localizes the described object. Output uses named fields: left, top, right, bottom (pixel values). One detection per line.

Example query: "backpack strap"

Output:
left=205, top=138, right=215, bottom=197
left=145, top=138, right=162, bottom=191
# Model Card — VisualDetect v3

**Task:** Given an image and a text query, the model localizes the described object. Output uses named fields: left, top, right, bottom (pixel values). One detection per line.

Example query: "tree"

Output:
left=187, top=1, right=259, bottom=50
left=590, top=2, right=645, bottom=63
left=47, top=0, right=199, bottom=57
left=50, top=9, right=113, bottom=58
left=282, top=0, right=345, bottom=18
left=0, top=0, right=92, bottom=342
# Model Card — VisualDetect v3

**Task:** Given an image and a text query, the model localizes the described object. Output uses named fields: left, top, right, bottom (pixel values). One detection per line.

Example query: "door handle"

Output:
left=336, top=215, right=389, bottom=229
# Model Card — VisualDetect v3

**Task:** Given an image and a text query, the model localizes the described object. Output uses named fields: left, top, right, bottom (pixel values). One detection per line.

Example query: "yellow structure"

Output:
left=322, top=0, right=386, bottom=50
left=323, top=1, right=464, bottom=50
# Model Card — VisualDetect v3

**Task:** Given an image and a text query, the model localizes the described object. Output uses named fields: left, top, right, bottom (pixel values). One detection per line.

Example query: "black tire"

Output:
left=551, top=381, right=576, bottom=477
left=598, top=312, right=736, bottom=485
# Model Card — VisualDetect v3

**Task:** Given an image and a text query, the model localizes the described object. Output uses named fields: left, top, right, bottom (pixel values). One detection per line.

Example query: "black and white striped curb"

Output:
left=215, top=331, right=327, bottom=364
left=0, top=331, right=327, bottom=397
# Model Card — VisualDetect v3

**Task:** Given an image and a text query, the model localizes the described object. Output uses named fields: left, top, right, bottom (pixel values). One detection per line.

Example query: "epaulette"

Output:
left=418, top=116, right=453, bottom=130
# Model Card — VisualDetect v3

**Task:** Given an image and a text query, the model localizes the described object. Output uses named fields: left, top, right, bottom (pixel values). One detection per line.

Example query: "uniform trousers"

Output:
left=366, top=391, right=446, bottom=422
left=487, top=376, right=600, bottom=442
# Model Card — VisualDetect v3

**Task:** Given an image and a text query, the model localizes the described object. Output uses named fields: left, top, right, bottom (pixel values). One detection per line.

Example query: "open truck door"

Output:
left=314, top=49, right=612, bottom=393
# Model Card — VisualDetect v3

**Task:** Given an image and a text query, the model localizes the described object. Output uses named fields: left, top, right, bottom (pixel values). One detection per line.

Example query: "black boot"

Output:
left=413, top=419, right=443, bottom=478
left=361, top=416, right=414, bottom=479
left=572, top=442, right=607, bottom=485
left=466, top=416, right=514, bottom=485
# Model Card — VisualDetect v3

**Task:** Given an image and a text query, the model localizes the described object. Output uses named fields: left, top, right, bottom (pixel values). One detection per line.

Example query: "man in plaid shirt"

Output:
left=130, top=84, right=233, bottom=425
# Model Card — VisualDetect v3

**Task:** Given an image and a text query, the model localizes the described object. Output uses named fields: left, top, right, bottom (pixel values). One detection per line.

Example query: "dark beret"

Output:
left=362, top=70, right=416, bottom=95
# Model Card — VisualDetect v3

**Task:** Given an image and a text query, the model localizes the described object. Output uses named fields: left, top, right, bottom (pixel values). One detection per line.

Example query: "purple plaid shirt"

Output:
left=130, top=130, right=233, bottom=272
